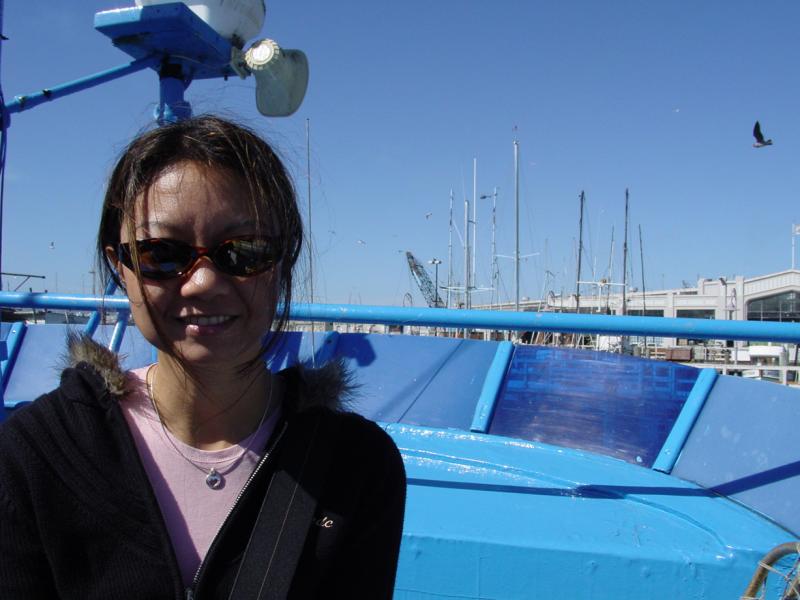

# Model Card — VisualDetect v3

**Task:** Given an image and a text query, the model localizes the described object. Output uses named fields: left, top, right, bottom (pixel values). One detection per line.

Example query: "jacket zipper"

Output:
left=185, top=419, right=289, bottom=599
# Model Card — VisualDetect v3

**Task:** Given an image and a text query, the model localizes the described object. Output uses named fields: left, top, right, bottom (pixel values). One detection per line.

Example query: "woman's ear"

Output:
left=104, top=246, right=125, bottom=290
left=104, top=246, right=120, bottom=273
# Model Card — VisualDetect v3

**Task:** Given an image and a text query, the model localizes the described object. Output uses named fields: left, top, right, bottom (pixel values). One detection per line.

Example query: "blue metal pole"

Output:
left=1, top=294, right=800, bottom=345
left=83, top=279, right=119, bottom=338
left=108, top=309, right=130, bottom=353
left=652, top=368, right=718, bottom=473
left=470, top=341, right=514, bottom=433
left=287, top=303, right=800, bottom=344
left=156, top=70, right=192, bottom=124
left=4, top=56, right=160, bottom=117
left=0, top=291, right=128, bottom=311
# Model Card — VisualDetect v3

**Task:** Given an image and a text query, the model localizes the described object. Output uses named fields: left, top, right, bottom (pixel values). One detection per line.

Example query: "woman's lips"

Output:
left=177, top=315, right=237, bottom=334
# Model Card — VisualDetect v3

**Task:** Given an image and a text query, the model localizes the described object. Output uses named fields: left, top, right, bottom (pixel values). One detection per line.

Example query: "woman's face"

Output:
left=115, top=161, right=279, bottom=368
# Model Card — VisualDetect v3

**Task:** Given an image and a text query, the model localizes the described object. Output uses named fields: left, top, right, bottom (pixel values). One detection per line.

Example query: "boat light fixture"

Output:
left=231, top=38, right=309, bottom=117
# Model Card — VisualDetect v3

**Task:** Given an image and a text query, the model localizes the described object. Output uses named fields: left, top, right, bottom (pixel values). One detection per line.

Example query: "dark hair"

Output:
left=98, top=115, right=303, bottom=358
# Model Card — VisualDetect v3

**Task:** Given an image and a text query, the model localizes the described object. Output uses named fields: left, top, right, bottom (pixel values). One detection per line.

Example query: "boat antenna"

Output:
left=575, top=191, right=585, bottom=314
left=622, top=188, right=629, bottom=316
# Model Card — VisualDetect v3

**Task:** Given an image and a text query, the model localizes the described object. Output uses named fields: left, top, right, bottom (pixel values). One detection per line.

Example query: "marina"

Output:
left=1, top=1, right=800, bottom=598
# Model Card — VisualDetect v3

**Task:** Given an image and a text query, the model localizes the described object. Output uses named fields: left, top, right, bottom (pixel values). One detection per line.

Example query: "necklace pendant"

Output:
left=206, top=468, right=223, bottom=489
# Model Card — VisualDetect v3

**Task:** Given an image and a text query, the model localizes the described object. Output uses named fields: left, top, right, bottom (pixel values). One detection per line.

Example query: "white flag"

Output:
left=794, top=224, right=800, bottom=235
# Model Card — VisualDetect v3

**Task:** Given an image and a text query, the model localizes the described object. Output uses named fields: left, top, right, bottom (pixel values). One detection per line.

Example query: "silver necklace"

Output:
left=146, top=364, right=273, bottom=490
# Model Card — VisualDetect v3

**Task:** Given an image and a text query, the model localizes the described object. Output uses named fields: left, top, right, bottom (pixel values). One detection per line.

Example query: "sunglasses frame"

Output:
left=116, top=235, right=279, bottom=280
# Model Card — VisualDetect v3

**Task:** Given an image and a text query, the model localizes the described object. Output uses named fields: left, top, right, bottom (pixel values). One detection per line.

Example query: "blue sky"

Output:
left=2, top=1, right=799, bottom=306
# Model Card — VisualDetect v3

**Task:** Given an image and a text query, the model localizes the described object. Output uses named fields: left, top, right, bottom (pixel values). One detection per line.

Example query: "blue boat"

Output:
left=1, top=4, right=799, bottom=598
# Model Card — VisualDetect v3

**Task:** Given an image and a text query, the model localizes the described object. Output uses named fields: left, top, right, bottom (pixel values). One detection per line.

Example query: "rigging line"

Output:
left=305, top=118, right=316, bottom=367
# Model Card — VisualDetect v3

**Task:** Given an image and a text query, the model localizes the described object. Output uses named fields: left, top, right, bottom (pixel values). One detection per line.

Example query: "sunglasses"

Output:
left=117, top=236, right=279, bottom=280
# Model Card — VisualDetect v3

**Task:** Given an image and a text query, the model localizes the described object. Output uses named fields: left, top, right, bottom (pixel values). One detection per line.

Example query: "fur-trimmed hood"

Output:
left=63, top=332, right=353, bottom=413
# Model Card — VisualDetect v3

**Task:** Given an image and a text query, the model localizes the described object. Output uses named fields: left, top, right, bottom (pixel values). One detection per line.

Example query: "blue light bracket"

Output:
left=94, top=3, right=238, bottom=81
left=652, top=367, right=718, bottom=473
left=95, top=3, right=241, bottom=124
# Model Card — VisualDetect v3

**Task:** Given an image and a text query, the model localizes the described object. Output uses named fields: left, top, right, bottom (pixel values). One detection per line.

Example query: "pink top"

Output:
left=121, top=366, right=280, bottom=586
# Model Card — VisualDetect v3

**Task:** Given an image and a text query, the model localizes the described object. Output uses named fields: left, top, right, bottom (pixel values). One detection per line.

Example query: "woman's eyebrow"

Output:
left=134, top=219, right=260, bottom=235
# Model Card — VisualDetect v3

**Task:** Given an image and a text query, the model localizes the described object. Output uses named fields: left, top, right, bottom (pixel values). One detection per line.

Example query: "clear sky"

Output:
left=2, top=1, right=799, bottom=307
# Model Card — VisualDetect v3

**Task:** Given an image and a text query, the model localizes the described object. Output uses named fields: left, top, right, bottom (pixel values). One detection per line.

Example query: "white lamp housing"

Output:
left=244, top=39, right=309, bottom=117
left=135, top=0, right=266, bottom=46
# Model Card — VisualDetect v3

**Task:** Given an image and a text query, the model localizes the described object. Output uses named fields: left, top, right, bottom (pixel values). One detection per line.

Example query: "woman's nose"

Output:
left=180, top=256, right=229, bottom=296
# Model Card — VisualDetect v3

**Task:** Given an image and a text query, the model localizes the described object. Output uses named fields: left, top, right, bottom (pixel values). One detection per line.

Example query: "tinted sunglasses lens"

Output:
left=137, top=239, right=195, bottom=278
left=214, top=238, right=276, bottom=276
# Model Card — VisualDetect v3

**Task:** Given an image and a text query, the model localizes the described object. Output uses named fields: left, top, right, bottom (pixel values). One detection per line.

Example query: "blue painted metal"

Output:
left=488, top=345, right=700, bottom=467
left=108, top=310, right=130, bottom=353
left=388, top=422, right=793, bottom=599
left=288, top=302, right=800, bottom=343
left=83, top=279, right=119, bottom=338
left=4, top=56, right=159, bottom=117
left=653, top=367, right=718, bottom=474
left=0, top=320, right=25, bottom=389
left=268, top=331, right=341, bottom=371
left=2, top=324, right=155, bottom=408
left=337, top=335, right=499, bottom=429
left=0, top=291, right=128, bottom=311
left=470, top=340, right=513, bottom=433
left=1, top=295, right=800, bottom=343
left=673, top=374, right=800, bottom=537
left=0, top=320, right=24, bottom=414
left=158, top=76, right=191, bottom=123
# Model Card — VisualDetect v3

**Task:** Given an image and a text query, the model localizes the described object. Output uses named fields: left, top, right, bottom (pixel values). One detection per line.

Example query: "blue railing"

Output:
left=2, top=291, right=800, bottom=343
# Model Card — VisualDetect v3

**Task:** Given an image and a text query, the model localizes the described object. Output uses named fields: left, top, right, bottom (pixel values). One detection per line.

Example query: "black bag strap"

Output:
left=228, top=411, right=335, bottom=600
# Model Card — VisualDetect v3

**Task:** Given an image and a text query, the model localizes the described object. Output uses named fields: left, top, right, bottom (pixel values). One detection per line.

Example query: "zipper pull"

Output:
left=185, top=588, right=194, bottom=600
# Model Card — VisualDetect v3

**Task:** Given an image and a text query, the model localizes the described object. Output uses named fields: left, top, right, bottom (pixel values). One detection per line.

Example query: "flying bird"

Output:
left=753, top=121, right=773, bottom=148
left=425, top=212, right=432, bottom=219
left=356, top=239, right=366, bottom=245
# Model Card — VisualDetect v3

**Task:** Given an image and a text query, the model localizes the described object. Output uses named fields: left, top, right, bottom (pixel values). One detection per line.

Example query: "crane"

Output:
left=405, top=252, right=445, bottom=308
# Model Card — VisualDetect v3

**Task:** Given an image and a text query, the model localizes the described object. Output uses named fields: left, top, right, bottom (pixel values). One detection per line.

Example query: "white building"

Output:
left=509, top=269, right=800, bottom=324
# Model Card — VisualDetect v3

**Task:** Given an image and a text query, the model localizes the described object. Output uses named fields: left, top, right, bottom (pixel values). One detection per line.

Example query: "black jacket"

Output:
left=0, top=337, right=406, bottom=599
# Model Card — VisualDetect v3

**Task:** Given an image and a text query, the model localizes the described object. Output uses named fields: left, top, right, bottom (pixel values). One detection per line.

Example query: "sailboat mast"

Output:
left=464, top=194, right=470, bottom=310
left=514, top=139, right=520, bottom=311
left=447, top=189, right=453, bottom=309
left=639, top=224, right=647, bottom=351
left=639, top=224, right=646, bottom=312
left=472, top=158, right=477, bottom=301
left=490, top=187, right=498, bottom=307
left=622, top=188, right=629, bottom=316
left=575, top=191, right=585, bottom=314
left=606, top=226, right=615, bottom=312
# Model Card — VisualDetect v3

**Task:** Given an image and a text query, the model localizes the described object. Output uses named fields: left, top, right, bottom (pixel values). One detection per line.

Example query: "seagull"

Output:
left=356, top=239, right=366, bottom=245
left=425, top=212, right=432, bottom=219
left=753, top=121, right=773, bottom=148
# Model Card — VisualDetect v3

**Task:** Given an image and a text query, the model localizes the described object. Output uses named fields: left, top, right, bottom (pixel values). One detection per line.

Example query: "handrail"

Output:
left=1, top=292, right=800, bottom=343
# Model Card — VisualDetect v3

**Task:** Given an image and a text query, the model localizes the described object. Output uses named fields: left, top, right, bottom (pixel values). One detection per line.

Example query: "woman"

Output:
left=0, top=116, right=406, bottom=599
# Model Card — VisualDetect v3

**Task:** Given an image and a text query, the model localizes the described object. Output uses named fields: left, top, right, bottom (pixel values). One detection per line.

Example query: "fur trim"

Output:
left=64, top=332, right=128, bottom=397
left=289, top=358, right=356, bottom=412
left=63, top=332, right=353, bottom=410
